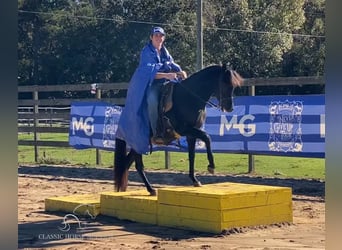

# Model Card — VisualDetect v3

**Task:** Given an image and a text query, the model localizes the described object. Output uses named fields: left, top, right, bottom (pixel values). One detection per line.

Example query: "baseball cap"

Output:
left=151, top=27, right=165, bottom=36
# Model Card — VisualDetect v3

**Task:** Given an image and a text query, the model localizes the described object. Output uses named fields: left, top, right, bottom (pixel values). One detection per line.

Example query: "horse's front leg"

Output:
left=201, top=132, right=215, bottom=174
left=186, top=136, right=202, bottom=187
left=187, top=129, right=215, bottom=174
left=134, top=154, right=157, bottom=196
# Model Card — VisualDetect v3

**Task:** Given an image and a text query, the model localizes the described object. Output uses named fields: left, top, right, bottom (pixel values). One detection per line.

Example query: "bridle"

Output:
left=177, top=68, right=234, bottom=111
left=216, top=69, right=235, bottom=111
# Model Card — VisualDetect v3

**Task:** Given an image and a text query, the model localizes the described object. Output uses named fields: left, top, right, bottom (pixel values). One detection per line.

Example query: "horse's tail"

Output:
left=114, top=138, right=129, bottom=192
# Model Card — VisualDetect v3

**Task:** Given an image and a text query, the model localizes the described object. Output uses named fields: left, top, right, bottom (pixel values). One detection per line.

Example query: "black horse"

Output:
left=114, top=64, right=243, bottom=196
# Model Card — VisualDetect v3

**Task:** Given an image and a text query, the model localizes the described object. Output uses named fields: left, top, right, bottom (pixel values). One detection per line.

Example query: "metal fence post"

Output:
left=248, top=85, right=255, bottom=173
left=95, top=87, right=102, bottom=165
left=33, top=89, right=39, bottom=162
left=165, top=150, right=170, bottom=169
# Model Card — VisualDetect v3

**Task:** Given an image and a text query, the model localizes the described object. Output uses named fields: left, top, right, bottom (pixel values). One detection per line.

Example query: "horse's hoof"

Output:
left=208, top=166, right=215, bottom=174
left=149, top=189, right=157, bottom=196
left=194, top=181, right=202, bottom=187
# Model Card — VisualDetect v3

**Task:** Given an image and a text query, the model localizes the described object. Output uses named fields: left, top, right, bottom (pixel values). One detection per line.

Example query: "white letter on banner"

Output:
left=220, top=115, right=256, bottom=137
left=72, top=117, right=94, bottom=136
left=320, top=114, right=325, bottom=138
left=72, top=117, right=84, bottom=135
left=220, top=115, right=237, bottom=135
left=83, top=117, right=95, bottom=136
left=238, top=114, right=256, bottom=137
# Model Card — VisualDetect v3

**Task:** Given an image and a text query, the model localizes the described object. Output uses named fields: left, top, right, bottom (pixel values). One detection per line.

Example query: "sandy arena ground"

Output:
left=18, top=165, right=325, bottom=250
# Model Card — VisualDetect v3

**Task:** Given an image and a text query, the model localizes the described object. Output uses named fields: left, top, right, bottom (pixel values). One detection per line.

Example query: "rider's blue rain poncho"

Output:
left=115, top=42, right=182, bottom=154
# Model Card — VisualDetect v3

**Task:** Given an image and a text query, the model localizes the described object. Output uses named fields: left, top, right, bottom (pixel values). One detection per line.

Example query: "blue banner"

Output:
left=69, top=95, right=325, bottom=158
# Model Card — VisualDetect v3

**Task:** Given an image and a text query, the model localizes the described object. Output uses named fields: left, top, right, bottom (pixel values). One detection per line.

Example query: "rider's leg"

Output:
left=146, top=82, right=162, bottom=138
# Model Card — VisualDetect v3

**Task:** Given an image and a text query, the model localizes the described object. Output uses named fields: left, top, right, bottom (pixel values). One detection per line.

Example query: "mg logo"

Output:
left=71, top=117, right=94, bottom=136
left=219, top=114, right=256, bottom=137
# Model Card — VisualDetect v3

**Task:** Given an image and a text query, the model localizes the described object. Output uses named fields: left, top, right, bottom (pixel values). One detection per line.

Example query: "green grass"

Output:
left=18, top=132, right=69, bottom=141
left=18, top=132, right=325, bottom=180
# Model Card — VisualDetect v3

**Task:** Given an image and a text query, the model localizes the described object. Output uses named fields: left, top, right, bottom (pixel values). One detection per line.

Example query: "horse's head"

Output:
left=216, top=64, right=244, bottom=112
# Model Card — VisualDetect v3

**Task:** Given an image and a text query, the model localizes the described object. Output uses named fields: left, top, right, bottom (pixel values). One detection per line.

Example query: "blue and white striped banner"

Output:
left=69, top=95, right=325, bottom=158
left=69, top=102, right=122, bottom=150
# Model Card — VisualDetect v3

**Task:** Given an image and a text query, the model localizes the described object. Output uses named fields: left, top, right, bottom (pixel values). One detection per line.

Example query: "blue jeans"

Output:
left=146, top=80, right=164, bottom=137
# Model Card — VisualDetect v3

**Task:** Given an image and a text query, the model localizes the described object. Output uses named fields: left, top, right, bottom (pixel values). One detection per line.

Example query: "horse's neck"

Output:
left=184, top=66, right=220, bottom=102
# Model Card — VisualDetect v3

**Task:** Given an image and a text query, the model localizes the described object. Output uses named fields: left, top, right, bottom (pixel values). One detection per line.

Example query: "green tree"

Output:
left=18, top=0, right=324, bottom=97
left=203, top=0, right=306, bottom=78
left=18, top=0, right=96, bottom=85
left=282, top=0, right=325, bottom=77
left=18, top=0, right=45, bottom=85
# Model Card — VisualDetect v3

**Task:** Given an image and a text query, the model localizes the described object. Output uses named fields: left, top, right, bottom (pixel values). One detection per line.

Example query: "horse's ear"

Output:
left=222, top=63, right=227, bottom=70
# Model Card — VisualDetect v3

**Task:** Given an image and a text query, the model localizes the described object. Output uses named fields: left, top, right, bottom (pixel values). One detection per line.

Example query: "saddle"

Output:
left=152, top=82, right=181, bottom=145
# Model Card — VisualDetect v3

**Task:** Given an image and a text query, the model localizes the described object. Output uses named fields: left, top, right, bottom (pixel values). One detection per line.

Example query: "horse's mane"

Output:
left=182, top=65, right=221, bottom=83
left=191, top=64, right=221, bottom=77
left=186, top=64, right=244, bottom=88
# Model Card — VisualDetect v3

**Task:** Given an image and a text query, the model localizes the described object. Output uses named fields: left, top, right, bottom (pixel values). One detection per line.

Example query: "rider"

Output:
left=145, top=27, right=187, bottom=143
left=115, top=27, right=186, bottom=154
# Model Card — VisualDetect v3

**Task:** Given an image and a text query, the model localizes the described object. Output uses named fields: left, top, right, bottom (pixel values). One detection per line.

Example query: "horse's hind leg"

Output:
left=134, top=154, right=157, bottom=196
left=186, top=136, right=202, bottom=187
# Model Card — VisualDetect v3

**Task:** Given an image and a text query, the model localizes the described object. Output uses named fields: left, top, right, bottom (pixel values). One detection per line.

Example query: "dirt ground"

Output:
left=18, top=165, right=325, bottom=250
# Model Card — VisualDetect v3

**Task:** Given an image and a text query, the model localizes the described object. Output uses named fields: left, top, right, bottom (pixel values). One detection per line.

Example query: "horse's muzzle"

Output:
left=222, top=107, right=233, bottom=113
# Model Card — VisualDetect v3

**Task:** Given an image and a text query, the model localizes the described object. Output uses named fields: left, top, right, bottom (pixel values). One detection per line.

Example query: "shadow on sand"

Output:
left=18, top=165, right=324, bottom=197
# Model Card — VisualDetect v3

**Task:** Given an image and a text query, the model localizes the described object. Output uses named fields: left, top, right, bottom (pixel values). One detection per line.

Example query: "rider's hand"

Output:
left=166, top=72, right=178, bottom=81
left=177, top=71, right=187, bottom=80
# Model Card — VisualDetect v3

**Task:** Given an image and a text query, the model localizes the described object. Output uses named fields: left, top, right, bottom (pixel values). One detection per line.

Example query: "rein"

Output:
left=176, top=68, right=233, bottom=111
left=177, top=82, right=222, bottom=110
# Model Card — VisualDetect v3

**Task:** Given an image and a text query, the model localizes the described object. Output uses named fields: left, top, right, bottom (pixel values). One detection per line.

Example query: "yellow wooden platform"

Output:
left=157, top=182, right=292, bottom=233
left=45, top=182, right=292, bottom=234
left=100, top=190, right=158, bottom=225
left=45, top=193, right=101, bottom=217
